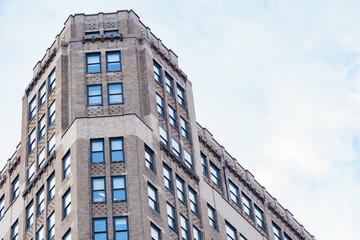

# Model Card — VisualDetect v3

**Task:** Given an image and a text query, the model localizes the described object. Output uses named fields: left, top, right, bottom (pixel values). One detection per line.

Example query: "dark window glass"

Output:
left=226, top=221, right=237, bottom=240
left=112, top=176, right=126, bottom=201
left=273, top=223, right=282, bottom=240
left=48, top=134, right=56, bottom=155
left=242, top=193, right=253, bottom=218
left=106, top=52, right=121, bottom=71
left=63, top=189, right=71, bottom=218
left=27, top=162, right=35, bottom=183
left=189, top=187, right=198, bottom=214
left=150, top=223, right=161, bottom=240
left=48, top=173, right=55, bottom=201
left=167, top=203, right=176, bottom=230
left=11, top=220, right=18, bottom=240
left=193, top=226, right=201, bottom=240
left=87, top=53, right=101, bottom=73
left=105, top=30, right=118, bottom=34
left=0, top=195, right=4, bottom=218
left=48, top=100, right=56, bottom=125
left=63, top=230, right=71, bottom=240
left=85, top=31, right=100, bottom=36
left=93, top=218, right=107, bottom=240
left=37, top=148, right=45, bottom=170
left=180, top=215, right=189, bottom=240
left=28, top=129, right=36, bottom=153
left=177, top=84, right=185, bottom=107
left=255, top=205, right=265, bottom=229
left=176, top=176, right=185, bottom=203
left=284, top=233, right=292, bottom=240
left=92, top=178, right=106, bottom=202
left=63, top=151, right=71, bottom=179
left=114, top=217, right=128, bottom=240
left=153, top=61, right=162, bottom=84
left=39, top=83, right=46, bottom=106
left=110, top=138, right=123, bottom=162
left=148, top=183, right=158, bottom=211
left=145, top=145, right=154, bottom=171
left=38, top=115, right=46, bottom=139
left=159, top=126, right=168, bottom=146
left=36, top=226, right=44, bottom=240
left=26, top=201, right=34, bottom=229
left=171, top=138, right=181, bottom=158
left=37, top=187, right=45, bottom=215
left=108, top=83, right=123, bottom=104
left=48, top=212, right=55, bottom=239
left=88, top=85, right=102, bottom=105
left=210, top=162, right=220, bottom=187
left=201, top=153, right=208, bottom=174
left=207, top=204, right=216, bottom=229
left=180, top=117, right=189, bottom=139
left=12, top=176, right=19, bottom=201
left=163, top=164, right=172, bottom=190
left=165, top=73, right=174, bottom=95
left=91, top=139, right=104, bottom=163
left=168, top=105, right=177, bottom=128
left=156, top=94, right=165, bottom=116
left=229, top=180, right=240, bottom=205
left=184, top=150, right=193, bottom=170
left=29, top=96, right=36, bottom=120
left=49, top=69, right=56, bottom=93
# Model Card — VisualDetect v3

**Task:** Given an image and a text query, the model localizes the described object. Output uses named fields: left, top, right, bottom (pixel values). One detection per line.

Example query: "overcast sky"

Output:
left=0, top=0, right=359, bottom=239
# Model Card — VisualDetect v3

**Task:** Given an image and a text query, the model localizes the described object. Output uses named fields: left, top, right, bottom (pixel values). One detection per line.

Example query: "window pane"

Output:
left=88, top=55, right=100, bottom=64
left=93, top=179, right=105, bottom=190
left=108, top=63, right=121, bottom=71
left=107, top=53, right=120, bottom=62
left=114, top=217, right=127, bottom=231
left=88, top=65, right=101, bottom=73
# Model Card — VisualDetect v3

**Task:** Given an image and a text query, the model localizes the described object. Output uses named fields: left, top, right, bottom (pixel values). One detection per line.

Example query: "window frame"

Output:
left=108, top=83, right=124, bottom=104
left=201, top=152, right=208, bottom=174
left=156, top=93, right=165, bottom=116
left=38, top=115, right=46, bottom=139
left=163, top=163, right=173, bottom=191
left=148, top=183, right=158, bottom=212
left=180, top=214, right=189, bottom=240
left=242, top=193, right=253, bottom=218
left=48, top=134, right=56, bottom=155
left=145, top=145, right=154, bottom=171
left=93, top=218, right=108, bottom=240
left=27, top=161, right=35, bottom=183
left=225, top=221, right=237, bottom=240
left=12, top=176, right=19, bottom=201
left=210, top=162, right=221, bottom=187
left=177, top=84, right=186, bottom=107
left=26, top=201, right=34, bottom=229
left=166, top=202, right=176, bottom=230
left=86, top=52, right=101, bottom=73
left=39, top=82, right=46, bottom=106
left=193, top=226, right=201, bottom=240
left=47, top=172, right=55, bottom=202
left=184, top=150, right=193, bottom=170
left=106, top=51, right=122, bottom=72
left=207, top=204, right=217, bottom=230
left=165, top=72, right=174, bottom=95
left=0, top=195, right=4, bottom=218
left=104, top=30, right=119, bottom=34
left=37, top=187, right=45, bottom=215
left=171, top=137, right=181, bottom=158
left=85, top=31, right=100, bottom=36
left=188, top=187, right=198, bottom=214
left=48, top=100, right=56, bottom=125
left=87, top=85, right=103, bottom=106
left=112, top=176, right=126, bottom=202
left=159, top=125, right=168, bottom=146
left=168, top=105, right=177, bottom=128
left=29, top=96, right=37, bottom=121
left=273, top=223, right=282, bottom=240
left=114, top=216, right=128, bottom=240
left=48, top=69, right=56, bottom=93
left=180, top=117, right=189, bottom=139
left=153, top=61, right=162, bottom=84
left=229, top=180, right=240, bottom=205
left=28, top=129, right=36, bottom=153
left=11, top=220, right=18, bottom=240
left=151, top=223, right=161, bottom=240
left=254, top=204, right=265, bottom=229
left=63, top=188, right=71, bottom=219
left=91, top=139, right=105, bottom=163
left=47, top=211, right=55, bottom=239
left=110, top=137, right=124, bottom=162
left=37, top=148, right=45, bottom=170
left=63, top=151, right=71, bottom=179
left=92, top=177, right=106, bottom=203
left=36, top=226, right=44, bottom=240
left=62, top=229, right=71, bottom=240
left=176, top=176, right=185, bottom=203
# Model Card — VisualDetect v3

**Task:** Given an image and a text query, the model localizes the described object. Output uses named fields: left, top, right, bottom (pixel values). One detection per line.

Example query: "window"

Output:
left=273, top=223, right=282, bottom=240
left=165, top=73, right=174, bottom=95
left=145, top=145, right=154, bottom=171
left=284, top=233, right=292, bottom=240
left=168, top=105, right=177, bottom=128
left=49, top=69, right=56, bottom=93
left=48, top=173, right=55, bottom=201
left=105, top=30, right=118, bottom=34
left=39, top=83, right=46, bottom=106
left=93, top=218, right=107, bottom=240
left=91, top=139, right=104, bottom=163
left=176, top=176, right=185, bottom=203
left=87, top=53, right=101, bottom=73
left=12, top=176, right=19, bottom=201
left=151, top=223, right=161, bottom=240
left=63, top=230, right=71, bottom=240
left=110, top=138, right=124, bottom=162
left=38, top=148, right=45, bottom=169
left=48, top=100, right=56, bottom=125
left=106, top=51, right=121, bottom=71
left=37, top=187, right=45, bottom=215
left=163, top=164, right=172, bottom=190
left=63, top=189, right=71, bottom=218
left=180, top=215, right=189, bottom=240
left=180, top=117, right=189, bottom=139
left=255, top=205, right=265, bottom=229
left=201, top=153, right=207, bottom=174
left=36, top=226, right=44, bottom=240
left=184, top=150, right=193, bottom=170
left=240, top=234, right=247, bottom=240
left=108, top=83, right=123, bottom=104
left=0, top=195, right=4, bottom=218
left=11, top=220, right=18, bottom=240
left=29, top=96, right=36, bottom=120
left=153, top=61, right=162, bottom=84
left=87, top=85, right=102, bottom=105
left=26, top=201, right=34, bottom=229
left=207, top=204, right=216, bottom=229
left=156, top=94, right=165, bottom=116
left=48, top=134, right=55, bottom=155
left=92, top=177, right=106, bottom=202
left=193, top=226, right=201, bottom=240
left=148, top=183, right=158, bottom=211
left=177, top=84, right=185, bottom=107
left=48, top=212, right=55, bottom=239
left=188, top=187, right=198, bottom=214
left=27, top=162, right=35, bottom=183
left=167, top=203, right=176, bottom=230
left=242, top=193, right=253, bottom=218
left=229, top=180, right=240, bottom=205
left=112, top=176, right=126, bottom=201
left=85, top=31, right=100, bottom=36
left=210, top=162, right=220, bottom=187
left=63, top=151, right=71, bottom=179
left=226, top=221, right=237, bottom=240
left=38, top=115, right=46, bottom=139
left=171, top=138, right=181, bottom=158
left=28, top=129, right=36, bottom=153
left=114, top=217, right=128, bottom=240
left=159, top=126, right=168, bottom=146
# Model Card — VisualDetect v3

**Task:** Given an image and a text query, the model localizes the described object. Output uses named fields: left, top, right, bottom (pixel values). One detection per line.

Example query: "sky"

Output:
left=0, top=0, right=359, bottom=239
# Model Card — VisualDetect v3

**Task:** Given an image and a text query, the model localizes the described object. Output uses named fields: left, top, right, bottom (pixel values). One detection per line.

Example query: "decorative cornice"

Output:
left=8, top=157, right=21, bottom=174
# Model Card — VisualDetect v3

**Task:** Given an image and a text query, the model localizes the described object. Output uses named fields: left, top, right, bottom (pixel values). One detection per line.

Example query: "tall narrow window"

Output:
left=39, top=83, right=46, bottom=106
left=201, top=153, right=208, bottom=174
left=91, top=139, right=104, bottom=163
left=108, top=83, right=123, bottom=104
left=48, top=100, right=56, bottom=125
left=171, top=138, right=181, bottom=158
left=63, top=230, right=71, bottom=240
left=87, top=53, right=101, bottom=73
left=110, top=138, right=124, bottom=162
left=242, top=193, right=253, bottom=218
left=168, top=105, right=177, bottom=128
left=226, top=221, right=237, bottom=240
left=27, top=162, right=35, bottom=183
left=29, top=96, right=36, bottom=120
left=167, top=202, right=176, bottom=230
left=0, top=195, right=4, bottom=218
left=156, top=94, right=165, bottom=116
left=284, top=233, right=292, bottom=240
left=63, top=151, right=71, bottom=179
left=188, top=187, right=198, bottom=214
left=176, top=176, right=185, bottom=203
left=273, top=223, right=282, bottom=240
left=92, top=177, right=106, bottom=202
left=48, top=134, right=56, bottom=155
left=148, top=183, right=158, bottom=211
left=114, top=217, right=128, bottom=240
left=229, top=180, right=240, bottom=205
left=87, top=85, right=102, bottom=105
left=12, top=176, right=19, bottom=201
left=159, top=126, right=168, bottom=146
left=180, top=117, right=189, bottom=139
left=63, top=189, right=71, bottom=218
left=26, top=201, right=34, bottom=229
left=153, top=61, right=162, bottom=84
left=210, top=162, right=220, bottom=187
left=184, top=150, right=193, bottom=170
left=11, top=220, right=18, bottom=240
left=151, top=223, right=161, bottom=240
left=163, top=164, right=172, bottom=190
left=38, top=148, right=45, bottom=169
left=36, top=226, right=44, bottom=240
left=38, top=115, right=46, bottom=139
left=37, top=187, right=45, bottom=215
left=180, top=215, right=189, bottom=240
left=145, top=145, right=154, bottom=171
left=48, top=212, right=55, bottom=239
left=48, top=173, right=55, bottom=201
left=112, top=176, right=126, bottom=201
left=93, top=218, right=107, bottom=240
left=177, top=84, right=185, bottom=107
left=193, top=226, right=201, bottom=240
left=207, top=204, right=216, bottom=229
left=165, top=73, right=174, bottom=95
left=106, top=51, right=121, bottom=71
left=48, top=69, right=56, bottom=93
left=255, top=205, right=265, bottom=229
left=28, top=129, right=36, bottom=153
